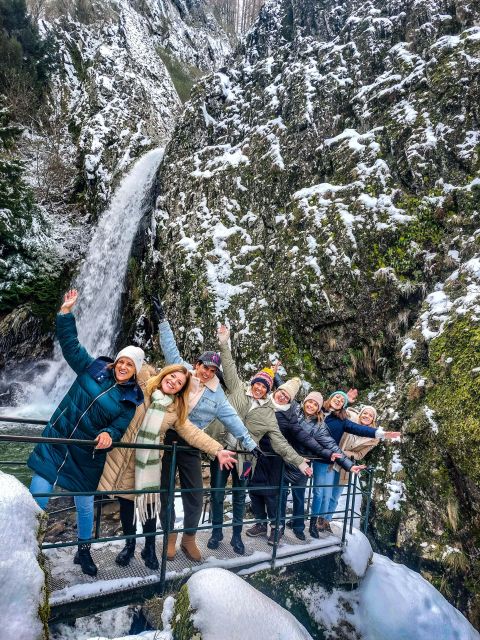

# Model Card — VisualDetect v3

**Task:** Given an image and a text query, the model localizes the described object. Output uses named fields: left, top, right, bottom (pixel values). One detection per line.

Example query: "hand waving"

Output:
left=217, top=324, right=230, bottom=345
left=60, top=289, right=78, bottom=314
left=152, top=296, right=166, bottom=324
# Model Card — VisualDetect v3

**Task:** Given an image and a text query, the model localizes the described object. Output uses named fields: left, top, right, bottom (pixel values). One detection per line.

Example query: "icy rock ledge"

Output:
left=0, top=471, right=47, bottom=640
left=173, top=567, right=312, bottom=640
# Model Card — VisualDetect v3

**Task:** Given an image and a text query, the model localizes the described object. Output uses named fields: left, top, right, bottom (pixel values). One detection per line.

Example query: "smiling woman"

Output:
left=97, top=363, right=237, bottom=571
left=27, top=289, right=145, bottom=577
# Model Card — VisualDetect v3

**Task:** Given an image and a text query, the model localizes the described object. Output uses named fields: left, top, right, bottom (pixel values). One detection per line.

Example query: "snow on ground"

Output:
left=301, top=552, right=480, bottom=640
left=0, top=471, right=45, bottom=640
left=187, top=567, right=312, bottom=639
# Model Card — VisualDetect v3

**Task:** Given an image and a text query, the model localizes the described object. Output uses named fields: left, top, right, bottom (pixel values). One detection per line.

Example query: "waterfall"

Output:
left=5, top=148, right=163, bottom=417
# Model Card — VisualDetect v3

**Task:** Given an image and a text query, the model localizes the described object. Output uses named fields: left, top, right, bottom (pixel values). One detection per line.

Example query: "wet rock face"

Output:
left=145, top=0, right=479, bottom=388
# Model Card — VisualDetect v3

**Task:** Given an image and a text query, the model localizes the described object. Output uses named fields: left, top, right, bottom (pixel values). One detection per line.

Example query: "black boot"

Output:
left=309, top=517, right=319, bottom=539
left=141, top=538, right=159, bottom=570
left=230, top=534, right=245, bottom=555
left=207, top=528, right=224, bottom=550
left=74, top=541, right=98, bottom=576
left=115, top=538, right=136, bottom=566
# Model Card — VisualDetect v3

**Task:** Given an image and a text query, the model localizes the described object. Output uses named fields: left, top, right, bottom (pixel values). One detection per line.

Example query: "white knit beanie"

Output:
left=276, top=377, right=301, bottom=402
left=114, top=346, right=145, bottom=375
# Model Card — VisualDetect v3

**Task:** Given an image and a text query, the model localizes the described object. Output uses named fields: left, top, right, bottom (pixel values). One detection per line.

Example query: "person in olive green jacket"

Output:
left=205, top=325, right=312, bottom=554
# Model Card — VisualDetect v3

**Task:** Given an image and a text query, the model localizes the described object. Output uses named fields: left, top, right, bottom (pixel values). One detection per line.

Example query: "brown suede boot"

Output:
left=181, top=533, right=202, bottom=561
left=167, top=532, right=178, bottom=560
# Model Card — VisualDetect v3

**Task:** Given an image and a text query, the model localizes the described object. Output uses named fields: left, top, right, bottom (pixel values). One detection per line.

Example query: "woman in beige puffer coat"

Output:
left=98, top=363, right=235, bottom=570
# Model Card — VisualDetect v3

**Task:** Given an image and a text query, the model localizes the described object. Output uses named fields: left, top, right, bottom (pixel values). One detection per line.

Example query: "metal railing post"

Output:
left=160, top=442, right=177, bottom=594
left=271, top=459, right=285, bottom=570
left=306, top=472, right=313, bottom=515
left=94, top=498, right=103, bottom=539
left=349, top=473, right=357, bottom=535
left=341, top=471, right=352, bottom=546
left=362, top=467, right=375, bottom=534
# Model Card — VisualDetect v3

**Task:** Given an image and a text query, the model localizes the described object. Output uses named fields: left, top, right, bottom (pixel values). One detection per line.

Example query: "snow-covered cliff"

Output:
left=135, top=0, right=480, bottom=623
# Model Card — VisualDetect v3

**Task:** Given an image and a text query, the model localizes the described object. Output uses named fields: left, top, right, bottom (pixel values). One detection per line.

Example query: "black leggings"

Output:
left=159, top=429, right=203, bottom=534
left=118, top=497, right=157, bottom=544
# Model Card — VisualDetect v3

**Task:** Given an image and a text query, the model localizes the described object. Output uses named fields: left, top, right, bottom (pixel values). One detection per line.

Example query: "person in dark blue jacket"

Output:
left=28, top=289, right=144, bottom=576
left=312, top=391, right=400, bottom=533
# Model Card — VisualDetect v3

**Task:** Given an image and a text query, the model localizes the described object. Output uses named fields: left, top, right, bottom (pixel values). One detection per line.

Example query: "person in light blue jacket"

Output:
left=153, top=298, right=257, bottom=561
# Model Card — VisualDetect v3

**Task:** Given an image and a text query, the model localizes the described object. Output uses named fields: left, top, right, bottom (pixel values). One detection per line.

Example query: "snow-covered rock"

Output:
left=173, top=567, right=313, bottom=639
left=302, top=553, right=480, bottom=640
left=0, top=471, right=46, bottom=640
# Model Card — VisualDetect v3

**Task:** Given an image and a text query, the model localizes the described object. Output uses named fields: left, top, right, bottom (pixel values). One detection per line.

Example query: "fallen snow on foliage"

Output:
left=400, top=337, right=416, bottom=359
left=187, top=567, right=312, bottom=639
left=302, top=553, right=480, bottom=640
left=424, top=405, right=439, bottom=433
left=0, top=471, right=44, bottom=640
left=385, top=479, right=406, bottom=511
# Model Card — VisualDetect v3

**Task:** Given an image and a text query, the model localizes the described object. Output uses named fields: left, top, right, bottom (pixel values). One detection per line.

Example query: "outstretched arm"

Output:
left=174, top=418, right=237, bottom=470
left=56, top=290, right=94, bottom=375
left=216, top=398, right=257, bottom=452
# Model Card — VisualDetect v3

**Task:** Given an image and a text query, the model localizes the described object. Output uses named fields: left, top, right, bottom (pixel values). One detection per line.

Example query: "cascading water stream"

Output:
left=5, top=147, right=164, bottom=418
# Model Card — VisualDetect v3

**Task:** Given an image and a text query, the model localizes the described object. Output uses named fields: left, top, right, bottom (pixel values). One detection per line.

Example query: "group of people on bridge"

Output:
left=27, top=290, right=400, bottom=577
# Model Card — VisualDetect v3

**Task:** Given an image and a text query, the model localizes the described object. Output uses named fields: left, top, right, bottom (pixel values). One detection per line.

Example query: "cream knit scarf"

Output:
left=135, top=389, right=173, bottom=524
left=271, top=398, right=291, bottom=412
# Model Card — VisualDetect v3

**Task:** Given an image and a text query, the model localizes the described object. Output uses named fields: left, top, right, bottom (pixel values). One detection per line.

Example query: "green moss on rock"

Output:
left=171, top=583, right=202, bottom=640
left=427, top=316, right=480, bottom=484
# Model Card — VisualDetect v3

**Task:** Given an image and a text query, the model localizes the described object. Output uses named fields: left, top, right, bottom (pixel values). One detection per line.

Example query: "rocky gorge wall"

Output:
left=134, top=0, right=480, bottom=623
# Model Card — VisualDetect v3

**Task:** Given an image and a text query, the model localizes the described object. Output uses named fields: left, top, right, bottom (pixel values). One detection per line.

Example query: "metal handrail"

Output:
left=0, top=424, right=375, bottom=595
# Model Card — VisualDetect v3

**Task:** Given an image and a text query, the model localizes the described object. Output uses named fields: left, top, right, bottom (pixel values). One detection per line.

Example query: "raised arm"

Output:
left=57, top=290, right=94, bottom=375
left=158, top=320, right=192, bottom=369
left=341, top=417, right=400, bottom=440
left=217, top=325, right=244, bottom=394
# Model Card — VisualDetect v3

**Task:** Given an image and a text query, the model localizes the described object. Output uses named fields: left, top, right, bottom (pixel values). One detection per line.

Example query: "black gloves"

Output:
left=251, top=446, right=263, bottom=459
left=152, top=296, right=166, bottom=324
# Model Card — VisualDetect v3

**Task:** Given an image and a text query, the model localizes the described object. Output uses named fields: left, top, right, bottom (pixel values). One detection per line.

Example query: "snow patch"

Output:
left=0, top=472, right=45, bottom=640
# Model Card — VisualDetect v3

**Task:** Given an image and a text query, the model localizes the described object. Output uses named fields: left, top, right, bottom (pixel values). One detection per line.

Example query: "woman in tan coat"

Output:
left=98, top=363, right=236, bottom=570
left=328, top=405, right=380, bottom=520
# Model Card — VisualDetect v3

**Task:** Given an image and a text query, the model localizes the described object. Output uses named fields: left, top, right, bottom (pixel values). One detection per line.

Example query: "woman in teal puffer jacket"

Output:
left=28, top=289, right=144, bottom=576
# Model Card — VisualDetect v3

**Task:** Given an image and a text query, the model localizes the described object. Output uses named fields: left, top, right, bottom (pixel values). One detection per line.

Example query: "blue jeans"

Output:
left=328, top=470, right=344, bottom=520
left=280, top=476, right=307, bottom=532
left=29, top=473, right=94, bottom=540
left=311, top=462, right=335, bottom=521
